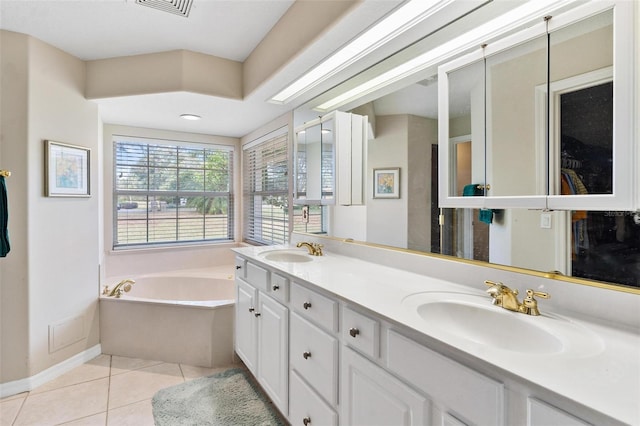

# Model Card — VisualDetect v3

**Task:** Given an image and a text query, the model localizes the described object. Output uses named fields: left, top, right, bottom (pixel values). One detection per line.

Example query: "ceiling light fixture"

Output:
left=269, top=0, right=454, bottom=105
left=180, top=114, right=201, bottom=121
left=315, top=0, right=575, bottom=112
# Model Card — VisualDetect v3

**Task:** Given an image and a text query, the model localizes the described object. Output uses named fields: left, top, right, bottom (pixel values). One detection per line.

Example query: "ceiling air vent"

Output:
left=135, top=0, right=194, bottom=18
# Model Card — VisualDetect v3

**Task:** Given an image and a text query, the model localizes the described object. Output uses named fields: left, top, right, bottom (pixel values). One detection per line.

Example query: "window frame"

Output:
left=112, top=136, right=235, bottom=249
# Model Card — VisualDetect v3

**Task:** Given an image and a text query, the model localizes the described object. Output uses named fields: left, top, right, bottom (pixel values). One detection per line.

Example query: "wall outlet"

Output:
left=540, top=213, right=552, bottom=229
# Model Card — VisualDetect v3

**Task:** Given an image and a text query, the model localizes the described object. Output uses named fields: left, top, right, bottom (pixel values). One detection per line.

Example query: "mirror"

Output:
left=295, top=4, right=638, bottom=290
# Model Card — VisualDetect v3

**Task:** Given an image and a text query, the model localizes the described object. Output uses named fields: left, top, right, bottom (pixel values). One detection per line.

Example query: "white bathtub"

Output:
left=99, top=269, right=236, bottom=368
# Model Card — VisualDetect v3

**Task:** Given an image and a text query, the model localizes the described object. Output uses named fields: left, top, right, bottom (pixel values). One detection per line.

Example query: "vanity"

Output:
left=233, top=240, right=639, bottom=426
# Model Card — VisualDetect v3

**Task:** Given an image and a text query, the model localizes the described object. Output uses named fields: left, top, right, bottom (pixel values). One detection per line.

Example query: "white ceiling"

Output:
left=0, top=0, right=403, bottom=138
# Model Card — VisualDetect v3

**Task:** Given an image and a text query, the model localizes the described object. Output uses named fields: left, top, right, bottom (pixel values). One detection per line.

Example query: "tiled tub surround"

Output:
left=0, top=354, right=239, bottom=426
left=100, top=267, right=236, bottom=367
left=234, top=241, right=640, bottom=425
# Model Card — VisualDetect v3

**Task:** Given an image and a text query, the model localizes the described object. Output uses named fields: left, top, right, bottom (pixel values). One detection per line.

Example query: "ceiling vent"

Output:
left=135, top=0, right=194, bottom=17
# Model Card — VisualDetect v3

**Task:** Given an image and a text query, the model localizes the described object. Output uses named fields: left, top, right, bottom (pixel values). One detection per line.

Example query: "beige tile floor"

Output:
left=0, top=355, right=239, bottom=426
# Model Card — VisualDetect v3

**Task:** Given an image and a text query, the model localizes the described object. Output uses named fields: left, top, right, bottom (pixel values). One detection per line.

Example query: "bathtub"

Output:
left=99, top=269, right=236, bottom=368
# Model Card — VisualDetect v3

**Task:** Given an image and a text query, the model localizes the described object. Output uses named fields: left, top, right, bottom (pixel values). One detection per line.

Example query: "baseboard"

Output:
left=0, top=344, right=102, bottom=399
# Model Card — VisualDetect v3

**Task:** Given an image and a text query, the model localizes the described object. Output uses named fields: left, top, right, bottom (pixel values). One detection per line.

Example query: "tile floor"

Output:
left=0, top=355, right=240, bottom=426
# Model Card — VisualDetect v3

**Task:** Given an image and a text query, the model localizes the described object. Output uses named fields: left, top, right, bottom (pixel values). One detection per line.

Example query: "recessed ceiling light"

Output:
left=180, top=114, right=201, bottom=121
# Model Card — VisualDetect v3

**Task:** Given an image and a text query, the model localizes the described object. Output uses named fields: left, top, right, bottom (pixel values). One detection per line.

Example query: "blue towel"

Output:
left=0, top=176, right=10, bottom=257
left=463, top=184, right=483, bottom=196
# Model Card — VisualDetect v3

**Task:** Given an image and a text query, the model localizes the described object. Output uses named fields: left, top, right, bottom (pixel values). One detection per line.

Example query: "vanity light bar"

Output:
left=269, top=0, right=453, bottom=105
left=315, top=0, right=577, bottom=112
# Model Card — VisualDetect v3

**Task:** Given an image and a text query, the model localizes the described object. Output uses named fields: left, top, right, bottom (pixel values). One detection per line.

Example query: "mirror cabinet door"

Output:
left=548, top=9, right=613, bottom=199
left=321, top=118, right=335, bottom=203
left=295, top=123, right=323, bottom=202
left=439, top=53, right=486, bottom=208
left=485, top=33, right=548, bottom=202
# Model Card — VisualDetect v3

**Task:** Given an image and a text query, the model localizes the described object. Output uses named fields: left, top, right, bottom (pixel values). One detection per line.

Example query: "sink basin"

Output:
left=402, top=292, right=603, bottom=357
left=258, top=249, right=314, bottom=263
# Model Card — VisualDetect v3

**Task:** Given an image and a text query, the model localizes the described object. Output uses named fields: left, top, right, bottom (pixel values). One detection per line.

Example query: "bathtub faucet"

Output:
left=104, top=279, right=136, bottom=298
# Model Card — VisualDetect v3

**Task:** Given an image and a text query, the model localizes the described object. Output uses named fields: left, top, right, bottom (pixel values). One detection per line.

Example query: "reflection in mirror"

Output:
left=549, top=9, right=613, bottom=197
left=296, top=6, right=637, bottom=290
left=295, top=124, right=321, bottom=201
left=486, top=34, right=548, bottom=197
left=447, top=59, right=484, bottom=197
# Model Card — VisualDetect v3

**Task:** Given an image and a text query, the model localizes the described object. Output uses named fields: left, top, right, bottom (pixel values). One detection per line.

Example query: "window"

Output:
left=113, top=137, right=234, bottom=248
left=243, top=133, right=289, bottom=245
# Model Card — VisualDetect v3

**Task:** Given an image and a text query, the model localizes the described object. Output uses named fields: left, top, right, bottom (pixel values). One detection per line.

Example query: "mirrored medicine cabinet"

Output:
left=438, top=2, right=635, bottom=211
left=294, top=111, right=368, bottom=206
left=295, top=0, right=639, bottom=291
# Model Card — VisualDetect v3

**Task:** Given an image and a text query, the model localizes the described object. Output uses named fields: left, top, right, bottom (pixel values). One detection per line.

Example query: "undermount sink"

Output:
left=258, top=249, right=314, bottom=263
left=402, top=292, right=603, bottom=357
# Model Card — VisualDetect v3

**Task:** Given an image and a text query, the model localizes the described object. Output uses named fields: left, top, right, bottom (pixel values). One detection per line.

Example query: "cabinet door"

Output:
left=235, top=279, right=257, bottom=373
left=528, top=398, right=591, bottom=426
left=342, top=347, right=429, bottom=426
left=257, top=292, right=289, bottom=415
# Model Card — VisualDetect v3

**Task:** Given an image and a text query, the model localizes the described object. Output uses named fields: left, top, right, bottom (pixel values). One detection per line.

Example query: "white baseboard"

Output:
left=0, top=344, right=102, bottom=399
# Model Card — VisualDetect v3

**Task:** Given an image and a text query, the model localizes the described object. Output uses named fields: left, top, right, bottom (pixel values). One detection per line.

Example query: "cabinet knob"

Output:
left=235, top=265, right=242, bottom=270
left=349, top=327, right=360, bottom=338
left=272, top=285, right=280, bottom=291
left=303, top=351, right=311, bottom=359
left=248, top=307, right=255, bottom=313
left=303, top=417, right=311, bottom=426
left=303, top=301, right=312, bottom=310
left=254, top=312, right=261, bottom=317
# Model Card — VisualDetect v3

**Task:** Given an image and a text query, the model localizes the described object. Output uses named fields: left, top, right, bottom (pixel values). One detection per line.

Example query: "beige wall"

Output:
left=0, top=31, right=100, bottom=382
left=366, top=114, right=436, bottom=250
left=0, top=30, right=31, bottom=383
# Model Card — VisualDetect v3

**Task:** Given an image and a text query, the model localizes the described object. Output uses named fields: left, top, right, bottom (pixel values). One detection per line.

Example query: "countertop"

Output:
left=233, top=244, right=640, bottom=425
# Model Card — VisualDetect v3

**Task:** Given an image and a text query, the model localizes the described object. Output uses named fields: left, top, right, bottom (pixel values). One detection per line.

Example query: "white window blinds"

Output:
left=113, top=138, right=234, bottom=248
left=243, top=133, right=289, bottom=245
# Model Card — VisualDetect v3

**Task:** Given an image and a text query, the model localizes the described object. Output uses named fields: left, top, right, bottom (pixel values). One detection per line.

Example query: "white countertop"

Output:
left=233, top=244, right=640, bottom=425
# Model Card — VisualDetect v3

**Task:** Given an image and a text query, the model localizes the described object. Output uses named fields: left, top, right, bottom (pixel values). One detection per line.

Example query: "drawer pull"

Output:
left=303, top=417, right=311, bottom=426
left=303, top=351, right=312, bottom=359
left=349, top=327, right=360, bottom=338
left=235, top=265, right=242, bottom=270
left=254, top=312, right=261, bottom=317
left=303, top=301, right=312, bottom=310
left=248, top=307, right=255, bottom=313
left=272, top=285, right=280, bottom=291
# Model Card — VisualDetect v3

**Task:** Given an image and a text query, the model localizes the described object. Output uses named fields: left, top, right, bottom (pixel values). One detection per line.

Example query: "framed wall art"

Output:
left=45, top=140, right=91, bottom=197
left=373, top=167, right=400, bottom=199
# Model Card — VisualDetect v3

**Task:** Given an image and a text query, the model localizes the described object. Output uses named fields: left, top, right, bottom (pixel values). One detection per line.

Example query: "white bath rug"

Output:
left=152, top=367, right=285, bottom=426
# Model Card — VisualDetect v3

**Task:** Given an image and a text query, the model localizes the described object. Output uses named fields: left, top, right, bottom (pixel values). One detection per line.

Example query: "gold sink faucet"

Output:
left=103, top=278, right=136, bottom=298
left=296, top=241, right=323, bottom=256
left=484, top=280, right=549, bottom=316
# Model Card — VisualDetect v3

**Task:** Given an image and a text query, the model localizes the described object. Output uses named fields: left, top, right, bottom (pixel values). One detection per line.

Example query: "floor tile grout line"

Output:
left=105, top=355, right=112, bottom=426
left=9, top=393, right=28, bottom=426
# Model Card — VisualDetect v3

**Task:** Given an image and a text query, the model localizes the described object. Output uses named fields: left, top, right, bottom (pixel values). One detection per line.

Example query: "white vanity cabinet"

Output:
left=341, top=346, right=429, bottom=425
left=234, top=259, right=289, bottom=415
left=234, top=252, right=625, bottom=426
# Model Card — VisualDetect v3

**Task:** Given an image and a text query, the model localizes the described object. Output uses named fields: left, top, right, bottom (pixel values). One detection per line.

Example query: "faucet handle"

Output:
left=522, top=289, right=550, bottom=316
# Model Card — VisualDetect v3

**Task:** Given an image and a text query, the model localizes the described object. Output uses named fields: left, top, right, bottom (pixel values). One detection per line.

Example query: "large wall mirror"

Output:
left=295, top=1, right=639, bottom=291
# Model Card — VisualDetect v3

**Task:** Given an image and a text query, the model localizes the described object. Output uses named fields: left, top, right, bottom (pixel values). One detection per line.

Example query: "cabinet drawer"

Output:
left=291, top=282, right=338, bottom=332
left=234, top=256, right=246, bottom=280
left=290, top=370, right=338, bottom=426
left=342, top=306, right=380, bottom=359
left=387, top=330, right=504, bottom=426
left=290, top=312, right=338, bottom=404
left=245, top=262, right=269, bottom=292
left=270, top=272, right=289, bottom=304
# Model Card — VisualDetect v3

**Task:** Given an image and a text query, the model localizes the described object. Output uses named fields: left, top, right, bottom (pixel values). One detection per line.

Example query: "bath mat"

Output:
left=152, top=367, right=285, bottom=426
